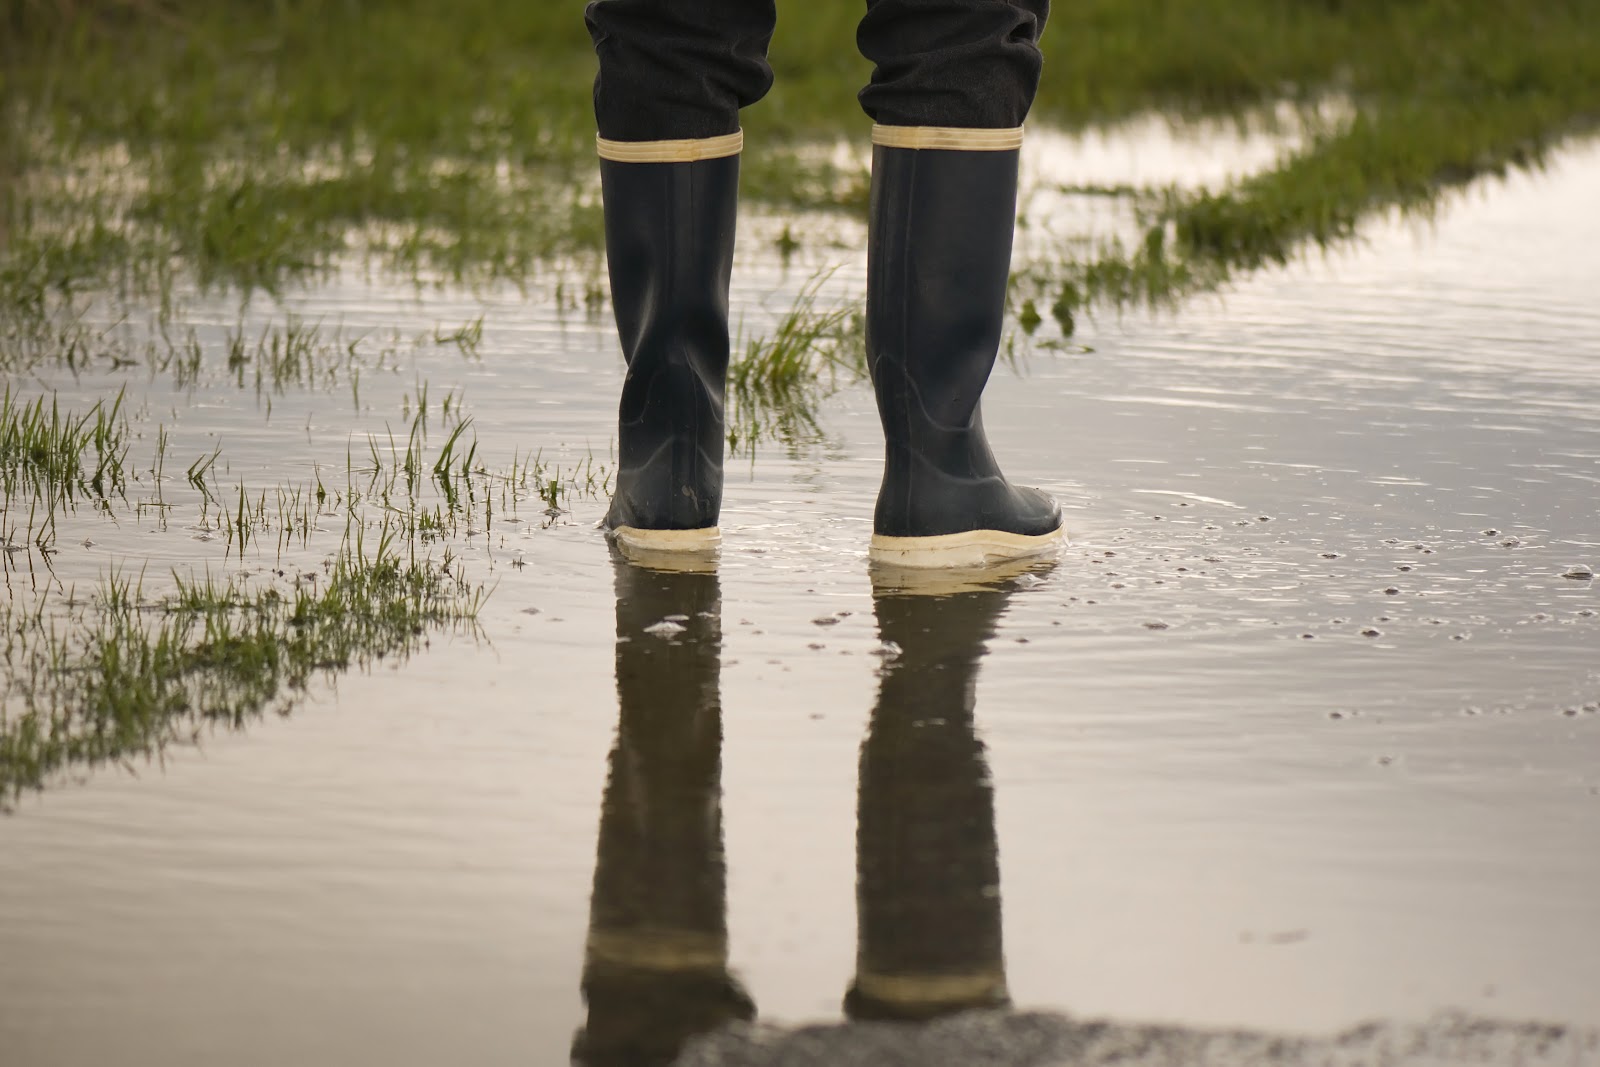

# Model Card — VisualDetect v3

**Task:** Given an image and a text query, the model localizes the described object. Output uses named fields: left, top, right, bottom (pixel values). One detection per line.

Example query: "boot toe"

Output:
left=1000, top=484, right=1062, bottom=538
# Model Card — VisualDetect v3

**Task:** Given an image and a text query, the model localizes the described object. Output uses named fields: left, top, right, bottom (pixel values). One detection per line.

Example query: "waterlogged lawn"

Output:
left=4, top=0, right=1597, bottom=305
left=2, top=0, right=1599, bottom=801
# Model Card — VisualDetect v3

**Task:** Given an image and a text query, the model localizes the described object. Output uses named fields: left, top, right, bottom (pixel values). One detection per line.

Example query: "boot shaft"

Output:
left=864, top=137, right=1063, bottom=548
left=865, top=142, right=1020, bottom=440
left=599, top=150, right=740, bottom=533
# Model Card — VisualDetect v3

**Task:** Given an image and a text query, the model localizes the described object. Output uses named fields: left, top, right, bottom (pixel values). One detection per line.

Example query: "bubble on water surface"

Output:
left=644, top=620, right=686, bottom=636
left=1561, top=564, right=1594, bottom=580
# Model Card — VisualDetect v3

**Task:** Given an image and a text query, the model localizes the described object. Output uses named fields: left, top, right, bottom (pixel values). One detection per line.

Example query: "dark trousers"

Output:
left=585, top=0, right=1049, bottom=142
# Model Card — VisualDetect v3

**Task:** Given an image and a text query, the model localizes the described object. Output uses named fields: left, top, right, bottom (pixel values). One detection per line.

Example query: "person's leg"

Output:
left=857, top=1, right=1064, bottom=568
left=858, top=0, right=1048, bottom=130
left=585, top=1, right=777, bottom=552
left=587, top=0, right=776, bottom=142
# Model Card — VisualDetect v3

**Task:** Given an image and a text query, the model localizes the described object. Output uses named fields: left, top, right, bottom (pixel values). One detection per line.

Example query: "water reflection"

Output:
left=847, top=565, right=1038, bottom=1021
left=575, top=558, right=1046, bottom=1062
left=572, top=555, right=754, bottom=1067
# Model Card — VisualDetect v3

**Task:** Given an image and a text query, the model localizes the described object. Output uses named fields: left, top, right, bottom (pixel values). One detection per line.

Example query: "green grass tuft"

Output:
left=726, top=273, right=865, bottom=455
left=0, top=529, right=486, bottom=807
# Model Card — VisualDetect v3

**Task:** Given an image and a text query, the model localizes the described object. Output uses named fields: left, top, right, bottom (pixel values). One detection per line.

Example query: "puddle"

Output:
left=2, top=133, right=1600, bottom=1067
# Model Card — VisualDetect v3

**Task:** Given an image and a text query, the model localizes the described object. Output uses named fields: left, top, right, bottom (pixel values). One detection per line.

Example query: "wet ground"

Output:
left=2, top=131, right=1599, bottom=1066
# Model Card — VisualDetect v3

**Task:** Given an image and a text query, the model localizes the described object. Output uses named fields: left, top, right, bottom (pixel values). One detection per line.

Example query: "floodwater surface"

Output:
left=2, top=133, right=1599, bottom=1067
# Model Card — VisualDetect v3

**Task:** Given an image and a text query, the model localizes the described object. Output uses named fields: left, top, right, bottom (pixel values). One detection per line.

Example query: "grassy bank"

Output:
left=3, top=0, right=1598, bottom=307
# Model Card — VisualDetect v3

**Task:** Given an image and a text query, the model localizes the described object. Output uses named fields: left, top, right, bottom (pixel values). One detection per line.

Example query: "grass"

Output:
left=3, top=0, right=1597, bottom=311
left=0, top=384, right=130, bottom=548
left=0, top=367, right=613, bottom=803
left=726, top=273, right=865, bottom=455
left=0, top=384, right=128, bottom=501
left=1, top=361, right=614, bottom=558
left=0, top=527, right=486, bottom=808
left=336, top=404, right=612, bottom=544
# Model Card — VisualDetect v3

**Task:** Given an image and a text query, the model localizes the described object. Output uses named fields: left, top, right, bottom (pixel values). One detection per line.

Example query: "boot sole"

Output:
left=869, top=525, right=1066, bottom=569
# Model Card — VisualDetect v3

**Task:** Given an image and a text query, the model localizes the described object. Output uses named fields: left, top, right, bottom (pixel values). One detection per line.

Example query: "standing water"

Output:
left=2, top=130, right=1599, bottom=1066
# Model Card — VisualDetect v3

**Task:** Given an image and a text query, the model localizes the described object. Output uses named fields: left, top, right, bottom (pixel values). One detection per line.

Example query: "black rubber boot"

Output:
left=844, top=567, right=1041, bottom=1021
left=866, top=139, right=1065, bottom=568
left=572, top=557, right=753, bottom=1066
left=599, top=150, right=739, bottom=554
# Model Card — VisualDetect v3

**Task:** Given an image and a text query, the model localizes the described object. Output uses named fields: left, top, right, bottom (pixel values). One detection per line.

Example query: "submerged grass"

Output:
left=0, top=528, right=486, bottom=808
left=1, top=354, right=614, bottom=560
left=0, top=384, right=129, bottom=506
left=0, top=384, right=131, bottom=549
left=1022, top=85, right=1598, bottom=330
left=727, top=273, right=865, bottom=455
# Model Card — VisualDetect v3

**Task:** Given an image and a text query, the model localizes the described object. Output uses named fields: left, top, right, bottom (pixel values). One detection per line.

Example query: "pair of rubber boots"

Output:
left=599, top=134, right=1064, bottom=569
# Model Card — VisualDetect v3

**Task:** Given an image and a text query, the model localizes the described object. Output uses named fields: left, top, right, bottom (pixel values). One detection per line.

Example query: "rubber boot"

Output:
left=865, top=127, right=1065, bottom=568
left=598, top=134, right=742, bottom=556
left=572, top=555, right=753, bottom=1066
left=843, top=563, right=1051, bottom=1020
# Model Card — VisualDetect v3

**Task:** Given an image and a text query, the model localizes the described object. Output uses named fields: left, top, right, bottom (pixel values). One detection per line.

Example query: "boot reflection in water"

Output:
left=846, top=562, right=1048, bottom=1021
left=572, top=555, right=754, bottom=1067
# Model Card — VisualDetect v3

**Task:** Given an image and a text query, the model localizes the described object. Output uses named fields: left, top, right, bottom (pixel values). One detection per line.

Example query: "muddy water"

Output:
left=2, top=134, right=1599, bottom=1067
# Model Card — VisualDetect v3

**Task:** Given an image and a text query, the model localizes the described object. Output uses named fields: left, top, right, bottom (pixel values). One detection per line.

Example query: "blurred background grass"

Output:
left=9, top=0, right=1595, bottom=152
left=2, top=0, right=1597, bottom=301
